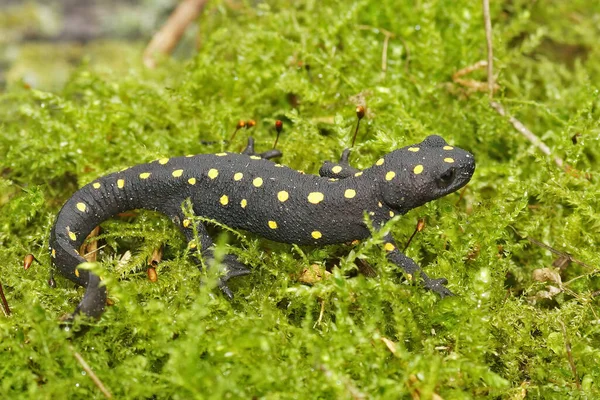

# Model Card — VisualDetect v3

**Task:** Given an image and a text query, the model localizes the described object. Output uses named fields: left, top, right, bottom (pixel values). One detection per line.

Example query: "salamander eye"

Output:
left=437, top=168, right=455, bottom=188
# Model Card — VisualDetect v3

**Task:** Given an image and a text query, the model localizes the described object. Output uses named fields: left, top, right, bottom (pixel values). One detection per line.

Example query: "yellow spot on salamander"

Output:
left=443, top=146, right=454, bottom=150
left=188, top=177, right=196, bottom=185
left=268, top=220, right=278, bottom=229
left=158, top=158, right=169, bottom=165
left=216, top=152, right=227, bottom=156
left=329, top=178, right=338, bottom=181
left=75, top=269, right=80, bottom=278
left=376, top=158, right=384, bottom=166
left=92, top=182, right=101, bottom=189
left=389, top=211, right=395, bottom=217
left=307, top=192, right=324, bottom=204
left=234, top=172, right=243, bottom=181
left=208, top=169, right=219, bottom=179
left=240, top=199, right=247, bottom=208
left=311, top=231, right=322, bottom=239
left=378, top=202, right=383, bottom=208
left=139, top=172, right=151, bottom=179
left=76, top=202, right=86, bottom=212
left=117, top=179, right=125, bottom=189
left=385, top=171, right=396, bottom=181
left=253, top=177, right=263, bottom=187
left=274, top=164, right=283, bottom=167
left=332, top=165, right=342, bottom=173
left=220, top=195, right=229, bottom=206
left=408, top=147, right=420, bottom=152
left=444, top=158, right=455, bottom=163
left=186, top=154, right=194, bottom=157
left=354, top=171, right=363, bottom=177
left=172, top=169, right=184, bottom=178
left=384, top=243, right=395, bottom=252
left=67, top=227, right=77, bottom=241
left=250, top=156, right=261, bottom=160
left=413, top=165, right=424, bottom=174
left=183, top=219, right=191, bottom=228
left=344, top=189, right=356, bottom=199
left=277, top=191, right=289, bottom=202
left=51, top=248, right=56, bottom=258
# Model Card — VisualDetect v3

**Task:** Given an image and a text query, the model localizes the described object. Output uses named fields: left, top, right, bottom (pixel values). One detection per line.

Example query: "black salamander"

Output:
left=49, top=135, right=475, bottom=319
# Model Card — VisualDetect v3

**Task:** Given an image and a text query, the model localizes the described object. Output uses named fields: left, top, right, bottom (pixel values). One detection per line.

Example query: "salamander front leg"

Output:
left=175, top=214, right=251, bottom=298
left=382, top=234, right=454, bottom=298
left=319, top=149, right=361, bottom=179
left=242, top=137, right=282, bottom=160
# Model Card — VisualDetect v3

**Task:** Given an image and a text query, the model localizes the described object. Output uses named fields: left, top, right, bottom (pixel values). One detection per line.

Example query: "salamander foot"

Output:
left=423, top=277, right=454, bottom=298
left=216, top=254, right=251, bottom=299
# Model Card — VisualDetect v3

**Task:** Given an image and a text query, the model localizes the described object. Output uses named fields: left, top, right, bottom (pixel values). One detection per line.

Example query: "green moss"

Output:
left=1, top=0, right=599, bottom=398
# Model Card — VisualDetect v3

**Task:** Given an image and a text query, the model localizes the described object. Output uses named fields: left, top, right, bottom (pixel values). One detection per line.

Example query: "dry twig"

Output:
left=451, top=60, right=499, bottom=93
left=482, top=0, right=495, bottom=98
left=559, top=321, right=581, bottom=390
left=527, top=237, right=594, bottom=270
left=143, top=0, right=209, bottom=68
left=482, top=0, right=565, bottom=169
left=80, top=226, right=101, bottom=262
left=315, top=298, right=325, bottom=327
left=489, top=101, right=564, bottom=168
left=70, top=345, right=113, bottom=398
left=0, top=282, right=11, bottom=317
left=356, top=25, right=401, bottom=73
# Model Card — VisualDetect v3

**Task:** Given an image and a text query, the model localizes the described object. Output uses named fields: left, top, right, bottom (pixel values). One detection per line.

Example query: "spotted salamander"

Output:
left=49, top=135, right=475, bottom=319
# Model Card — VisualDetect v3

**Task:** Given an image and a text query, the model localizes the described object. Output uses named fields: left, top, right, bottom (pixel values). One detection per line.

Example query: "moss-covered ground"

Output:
left=1, top=0, right=599, bottom=398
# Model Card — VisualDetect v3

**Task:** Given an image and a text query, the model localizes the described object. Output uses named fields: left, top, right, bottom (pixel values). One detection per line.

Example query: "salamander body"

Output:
left=49, top=135, right=475, bottom=319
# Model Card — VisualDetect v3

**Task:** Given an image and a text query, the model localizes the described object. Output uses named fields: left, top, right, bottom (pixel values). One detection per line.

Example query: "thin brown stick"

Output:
left=482, top=0, right=564, bottom=168
left=70, top=345, right=113, bottom=398
left=559, top=321, right=581, bottom=390
left=382, top=34, right=390, bottom=72
left=84, top=244, right=107, bottom=259
left=80, top=226, right=101, bottom=262
left=143, top=0, right=209, bottom=68
left=452, top=60, right=488, bottom=80
left=315, top=298, right=325, bottom=327
left=527, top=237, right=594, bottom=270
left=482, top=0, right=494, bottom=98
left=0, top=282, right=11, bottom=316
left=490, top=101, right=564, bottom=167
left=356, top=25, right=396, bottom=73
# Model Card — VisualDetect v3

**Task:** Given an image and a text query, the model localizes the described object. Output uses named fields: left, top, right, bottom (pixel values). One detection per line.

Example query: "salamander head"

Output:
left=377, top=135, right=475, bottom=213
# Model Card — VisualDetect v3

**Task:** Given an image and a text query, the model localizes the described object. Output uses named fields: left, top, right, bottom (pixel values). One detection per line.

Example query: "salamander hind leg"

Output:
left=73, top=272, right=107, bottom=319
left=242, top=137, right=282, bottom=160
left=174, top=212, right=251, bottom=298
left=213, top=254, right=252, bottom=298
left=51, top=240, right=107, bottom=321
left=319, top=149, right=361, bottom=179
